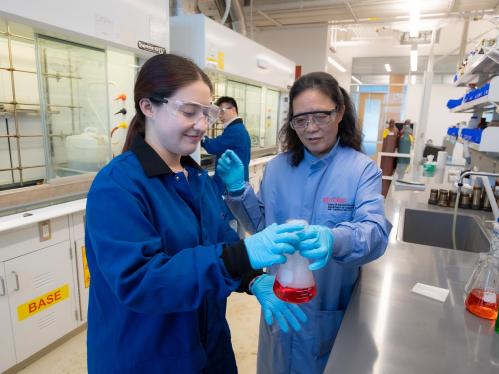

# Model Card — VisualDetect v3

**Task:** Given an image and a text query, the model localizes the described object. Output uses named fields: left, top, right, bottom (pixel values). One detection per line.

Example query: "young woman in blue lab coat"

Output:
left=84, top=54, right=314, bottom=374
left=217, top=72, right=392, bottom=373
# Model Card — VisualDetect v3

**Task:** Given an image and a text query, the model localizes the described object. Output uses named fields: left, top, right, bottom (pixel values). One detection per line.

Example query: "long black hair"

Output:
left=279, top=72, right=362, bottom=166
left=122, top=54, right=212, bottom=152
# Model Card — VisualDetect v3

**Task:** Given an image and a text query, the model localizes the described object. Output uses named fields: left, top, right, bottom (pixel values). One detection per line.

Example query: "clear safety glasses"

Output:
left=219, top=106, right=233, bottom=113
left=150, top=97, right=220, bottom=126
left=289, top=109, right=338, bottom=131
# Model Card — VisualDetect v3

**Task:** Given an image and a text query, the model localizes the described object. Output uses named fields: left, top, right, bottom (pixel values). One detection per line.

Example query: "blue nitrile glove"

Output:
left=251, top=274, right=307, bottom=333
left=244, top=222, right=305, bottom=269
left=216, top=150, right=245, bottom=192
left=298, top=225, right=334, bottom=271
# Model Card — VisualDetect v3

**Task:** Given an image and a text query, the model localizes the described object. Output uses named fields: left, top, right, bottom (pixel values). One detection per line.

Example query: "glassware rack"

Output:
left=0, top=19, right=110, bottom=189
left=0, top=23, right=44, bottom=188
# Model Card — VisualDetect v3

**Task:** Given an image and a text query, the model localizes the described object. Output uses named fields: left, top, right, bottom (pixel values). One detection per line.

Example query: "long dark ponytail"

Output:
left=122, top=54, right=212, bottom=152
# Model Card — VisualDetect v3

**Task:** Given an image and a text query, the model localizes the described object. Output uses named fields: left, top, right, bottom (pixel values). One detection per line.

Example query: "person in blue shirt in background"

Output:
left=201, top=96, right=251, bottom=197
left=216, top=71, right=392, bottom=373
left=84, top=54, right=317, bottom=374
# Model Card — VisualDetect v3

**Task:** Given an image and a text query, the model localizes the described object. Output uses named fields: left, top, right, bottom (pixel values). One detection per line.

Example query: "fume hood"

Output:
left=170, top=14, right=295, bottom=164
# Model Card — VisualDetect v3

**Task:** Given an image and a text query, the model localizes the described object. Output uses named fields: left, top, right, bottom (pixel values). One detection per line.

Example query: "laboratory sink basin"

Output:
left=399, top=208, right=490, bottom=253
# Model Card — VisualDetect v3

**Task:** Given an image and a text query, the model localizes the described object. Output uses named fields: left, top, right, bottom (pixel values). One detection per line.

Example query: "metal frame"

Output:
left=0, top=25, right=45, bottom=186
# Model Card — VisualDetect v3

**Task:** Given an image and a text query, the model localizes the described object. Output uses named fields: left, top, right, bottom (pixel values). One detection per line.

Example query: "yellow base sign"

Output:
left=17, top=284, right=69, bottom=321
left=82, top=245, right=90, bottom=288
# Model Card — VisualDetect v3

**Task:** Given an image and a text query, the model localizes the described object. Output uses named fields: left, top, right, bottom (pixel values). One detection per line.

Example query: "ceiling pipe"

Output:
left=170, top=0, right=199, bottom=16
left=229, top=0, right=247, bottom=35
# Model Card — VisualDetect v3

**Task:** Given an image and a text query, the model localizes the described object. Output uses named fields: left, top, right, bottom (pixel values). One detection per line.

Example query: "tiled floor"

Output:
left=16, top=293, right=261, bottom=374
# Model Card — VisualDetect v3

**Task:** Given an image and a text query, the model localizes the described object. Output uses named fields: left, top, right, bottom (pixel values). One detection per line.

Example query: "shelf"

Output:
left=0, top=101, right=39, bottom=106
left=0, top=67, right=37, bottom=74
left=450, top=76, right=499, bottom=113
left=0, top=164, right=45, bottom=172
left=450, top=95, right=496, bottom=113
left=43, top=73, right=82, bottom=80
left=454, top=48, right=499, bottom=87
left=47, top=104, right=83, bottom=109
left=0, top=109, right=40, bottom=115
left=0, top=135, right=44, bottom=138
left=464, top=127, right=499, bottom=153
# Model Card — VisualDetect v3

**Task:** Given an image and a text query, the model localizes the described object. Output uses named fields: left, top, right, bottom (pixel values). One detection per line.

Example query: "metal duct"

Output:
left=170, top=0, right=199, bottom=16
left=229, top=0, right=247, bottom=35
left=171, top=0, right=247, bottom=36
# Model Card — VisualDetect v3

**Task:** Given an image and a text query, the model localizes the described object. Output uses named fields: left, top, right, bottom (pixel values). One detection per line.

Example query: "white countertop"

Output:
left=0, top=199, right=86, bottom=233
left=0, top=155, right=275, bottom=234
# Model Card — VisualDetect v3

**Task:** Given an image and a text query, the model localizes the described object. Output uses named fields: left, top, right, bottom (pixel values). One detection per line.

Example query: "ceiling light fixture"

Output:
left=384, top=63, right=392, bottom=73
left=410, top=46, right=418, bottom=72
left=409, top=0, right=420, bottom=38
left=328, top=56, right=347, bottom=72
left=351, top=75, right=362, bottom=84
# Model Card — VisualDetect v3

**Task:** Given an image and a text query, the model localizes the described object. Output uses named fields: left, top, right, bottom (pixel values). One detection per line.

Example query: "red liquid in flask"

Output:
left=273, top=279, right=316, bottom=304
left=465, top=288, right=498, bottom=320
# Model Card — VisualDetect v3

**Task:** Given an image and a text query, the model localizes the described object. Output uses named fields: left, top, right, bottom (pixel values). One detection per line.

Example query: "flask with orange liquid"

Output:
left=273, top=219, right=316, bottom=304
left=464, top=251, right=499, bottom=320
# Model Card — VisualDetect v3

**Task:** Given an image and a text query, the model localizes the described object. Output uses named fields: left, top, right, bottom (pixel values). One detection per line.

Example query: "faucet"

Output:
left=458, top=170, right=499, bottom=223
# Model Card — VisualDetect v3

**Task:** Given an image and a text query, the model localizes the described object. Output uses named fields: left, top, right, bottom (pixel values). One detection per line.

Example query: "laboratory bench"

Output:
left=324, top=167, right=499, bottom=373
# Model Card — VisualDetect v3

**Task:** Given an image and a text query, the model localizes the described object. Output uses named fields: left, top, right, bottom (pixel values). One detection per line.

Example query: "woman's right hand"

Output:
left=216, top=150, right=245, bottom=192
left=243, top=222, right=315, bottom=269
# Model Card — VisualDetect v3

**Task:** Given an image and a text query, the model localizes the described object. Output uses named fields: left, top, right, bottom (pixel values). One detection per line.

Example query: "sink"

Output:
left=399, top=208, right=490, bottom=252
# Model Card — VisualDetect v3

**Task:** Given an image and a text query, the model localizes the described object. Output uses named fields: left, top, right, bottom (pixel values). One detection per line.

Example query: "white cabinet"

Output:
left=4, top=241, right=78, bottom=362
left=0, top=263, right=17, bottom=372
left=0, top=201, right=88, bottom=372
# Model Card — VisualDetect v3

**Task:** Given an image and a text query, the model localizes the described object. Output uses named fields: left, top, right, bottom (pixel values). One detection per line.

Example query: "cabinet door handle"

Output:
left=11, top=271, right=20, bottom=291
left=0, top=277, right=5, bottom=296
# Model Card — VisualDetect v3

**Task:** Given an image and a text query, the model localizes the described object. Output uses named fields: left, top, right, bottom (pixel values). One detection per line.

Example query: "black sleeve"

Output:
left=220, top=240, right=264, bottom=294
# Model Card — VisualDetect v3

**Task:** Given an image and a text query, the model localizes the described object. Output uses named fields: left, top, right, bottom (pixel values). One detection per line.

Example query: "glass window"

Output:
left=244, top=84, right=263, bottom=146
left=205, top=71, right=282, bottom=155
left=263, top=89, right=279, bottom=148
left=37, top=36, right=109, bottom=178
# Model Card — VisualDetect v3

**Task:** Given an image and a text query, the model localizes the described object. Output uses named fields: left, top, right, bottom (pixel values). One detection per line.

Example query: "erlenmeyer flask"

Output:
left=464, top=252, right=499, bottom=320
left=273, top=219, right=316, bottom=304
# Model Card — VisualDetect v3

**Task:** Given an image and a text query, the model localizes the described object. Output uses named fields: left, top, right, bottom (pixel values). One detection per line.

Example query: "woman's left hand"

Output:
left=251, top=274, right=308, bottom=332
left=297, top=225, right=334, bottom=271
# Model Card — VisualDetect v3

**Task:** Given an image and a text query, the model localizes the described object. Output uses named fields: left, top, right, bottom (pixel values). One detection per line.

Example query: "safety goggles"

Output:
left=219, top=106, right=233, bottom=113
left=150, top=97, right=220, bottom=126
left=289, top=109, right=338, bottom=130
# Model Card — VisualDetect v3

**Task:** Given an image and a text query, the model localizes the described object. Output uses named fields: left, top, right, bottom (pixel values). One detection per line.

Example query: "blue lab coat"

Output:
left=227, top=142, right=392, bottom=374
left=202, top=118, right=251, bottom=195
left=85, top=136, right=250, bottom=373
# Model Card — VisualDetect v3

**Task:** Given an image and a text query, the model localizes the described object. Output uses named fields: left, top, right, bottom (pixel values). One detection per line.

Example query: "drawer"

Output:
left=0, top=216, right=69, bottom=261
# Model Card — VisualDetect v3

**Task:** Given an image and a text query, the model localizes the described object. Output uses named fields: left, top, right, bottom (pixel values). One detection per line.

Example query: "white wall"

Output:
left=406, top=83, right=470, bottom=146
left=253, top=24, right=329, bottom=76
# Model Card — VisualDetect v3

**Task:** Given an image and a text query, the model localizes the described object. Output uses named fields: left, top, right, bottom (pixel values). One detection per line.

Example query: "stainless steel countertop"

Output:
left=325, top=166, right=499, bottom=374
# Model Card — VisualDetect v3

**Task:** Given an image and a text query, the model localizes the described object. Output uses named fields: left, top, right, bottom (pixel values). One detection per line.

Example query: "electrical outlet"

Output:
left=38, top=220, right=51, bottom=241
